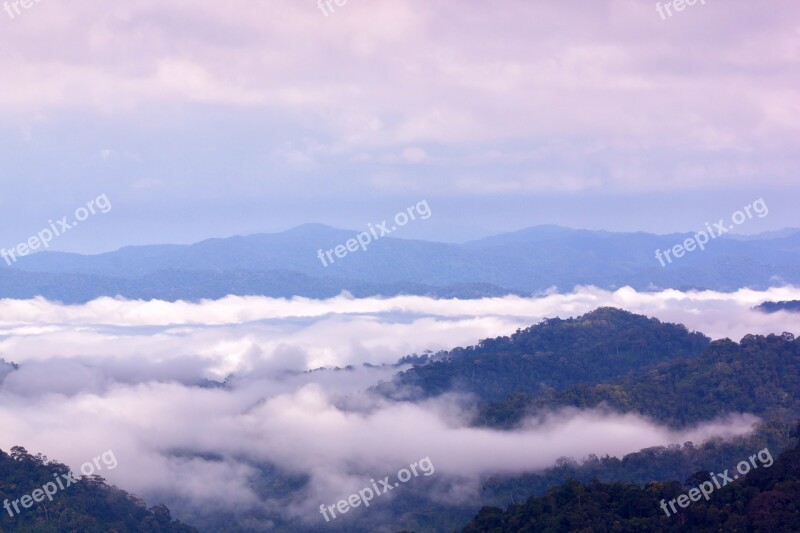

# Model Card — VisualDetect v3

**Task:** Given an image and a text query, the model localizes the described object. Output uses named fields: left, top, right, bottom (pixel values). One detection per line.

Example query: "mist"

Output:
left=0, top=285, right=794, bottom=523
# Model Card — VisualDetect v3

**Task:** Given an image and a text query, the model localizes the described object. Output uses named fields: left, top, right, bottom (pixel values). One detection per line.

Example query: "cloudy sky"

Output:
left=1, top=0, right=798, bottom=252
left=1, top=6, right=797, bottom=527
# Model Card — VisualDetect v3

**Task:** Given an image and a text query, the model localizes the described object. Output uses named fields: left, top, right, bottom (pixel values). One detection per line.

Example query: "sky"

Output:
left=1, top=6, right=797, bottom=527
left=0, top=0, right=798, bottom=252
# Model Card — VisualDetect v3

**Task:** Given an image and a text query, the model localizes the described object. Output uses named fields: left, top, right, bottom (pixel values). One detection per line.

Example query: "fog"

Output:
left=0, top=285, right=795, bottom=522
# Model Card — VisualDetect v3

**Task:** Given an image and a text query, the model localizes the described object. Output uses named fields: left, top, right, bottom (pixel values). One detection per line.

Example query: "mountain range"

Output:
left=3, top=224, right=800, bottom=302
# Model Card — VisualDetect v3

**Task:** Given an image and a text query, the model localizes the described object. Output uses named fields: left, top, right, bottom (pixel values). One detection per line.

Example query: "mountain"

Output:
left=374, top=310, right=800, bottom=532
left=476, top=330, right=800, bottom=429
left=725, top=227, right=800, bottom=241
left=1, top=225, right=799, bottom=302
left=376, top=307, right=710, bottom=402
left=0, top=446, right=197, bottom=532
left=379, top=307, right=800, bottom=432
left=0, top=267, right=519, bottom=304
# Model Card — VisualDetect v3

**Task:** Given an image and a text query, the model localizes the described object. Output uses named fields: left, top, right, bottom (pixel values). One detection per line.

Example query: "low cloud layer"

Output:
left=0, top=286, right=794, bottom=523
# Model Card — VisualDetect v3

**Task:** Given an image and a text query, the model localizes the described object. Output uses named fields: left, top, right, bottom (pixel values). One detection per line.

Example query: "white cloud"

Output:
left=0, top=287, right=792, bottom=523
left=0, top=0, right=798, bottom=192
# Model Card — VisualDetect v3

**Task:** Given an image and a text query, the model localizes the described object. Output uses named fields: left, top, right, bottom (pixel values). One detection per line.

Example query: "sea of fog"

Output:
left=0, top=285, right=797, bottom=523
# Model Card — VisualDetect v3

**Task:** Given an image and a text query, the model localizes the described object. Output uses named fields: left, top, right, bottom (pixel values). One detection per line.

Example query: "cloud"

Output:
left=401, top=146, right=427, bottom=164
left=0, top=286, right=792, bottom=525
left=0, top=0, right=798, bottom=194
left=0, top=379, right=761, bottom=519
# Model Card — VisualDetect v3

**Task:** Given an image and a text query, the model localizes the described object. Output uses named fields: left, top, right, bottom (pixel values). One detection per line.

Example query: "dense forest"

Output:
left=461, top=422, right=800, bottom=532
left=477, top=330, right=800, bottom=429
left=378, top=308, right=710, bottom=402
left=0, top=446, right=197, bottom=532
left=385, top=308, right=800, bottom=532
left=380, top=308, right=800, bottom=432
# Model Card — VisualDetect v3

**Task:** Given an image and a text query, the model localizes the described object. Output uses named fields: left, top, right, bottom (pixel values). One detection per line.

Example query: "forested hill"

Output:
left=478, top=331, right=800, bottom=429
left=380, top=308, right=800, bottom=532
left=0, top=446, right=197, bottom=532
left=378, top=308, right=710, bottom=401
left=461, top=423, right=800, bottom=532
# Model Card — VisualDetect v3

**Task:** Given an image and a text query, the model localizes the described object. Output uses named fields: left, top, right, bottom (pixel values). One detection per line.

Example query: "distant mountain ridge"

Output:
left=2, top=224, right=800, bottom=302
